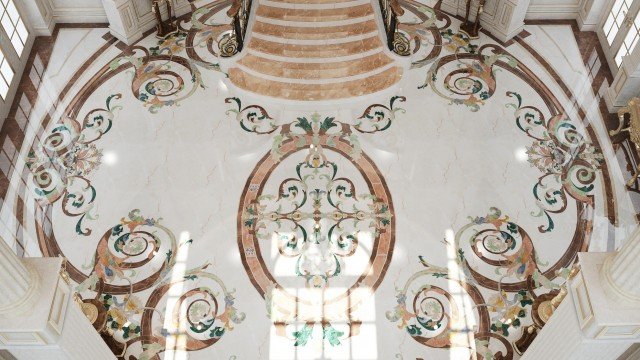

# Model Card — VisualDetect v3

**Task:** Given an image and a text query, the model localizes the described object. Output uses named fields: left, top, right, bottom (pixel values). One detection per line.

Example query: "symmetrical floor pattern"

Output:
left=0, top=0, right=638, bottom=359
left=228, top=0, right=404, bottom=100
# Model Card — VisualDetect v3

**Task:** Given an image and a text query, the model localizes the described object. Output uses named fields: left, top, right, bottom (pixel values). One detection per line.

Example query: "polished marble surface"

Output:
left=0, top=0, right=637, bottom=359
left=228, top=0, right=404, bottom=100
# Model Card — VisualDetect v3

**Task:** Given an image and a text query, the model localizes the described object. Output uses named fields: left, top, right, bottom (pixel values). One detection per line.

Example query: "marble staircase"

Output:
left=228, top=0, right=404, bottom=101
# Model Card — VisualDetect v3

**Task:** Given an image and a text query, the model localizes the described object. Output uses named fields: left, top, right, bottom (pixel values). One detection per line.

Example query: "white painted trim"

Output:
left=52, top=6, right=108, bottom=23
left=30, top=20, right=55, bottom=37
left=525, top=4, right=581, bottom=20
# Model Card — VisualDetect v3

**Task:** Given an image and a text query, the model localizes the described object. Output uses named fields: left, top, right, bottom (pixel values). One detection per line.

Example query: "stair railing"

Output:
left=379, top=0, right=409, bottom=56
left=221, top=0, right=253, bottom=57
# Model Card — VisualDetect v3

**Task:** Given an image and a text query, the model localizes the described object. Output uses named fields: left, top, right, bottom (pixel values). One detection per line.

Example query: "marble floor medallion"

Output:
left=2, top=0, right=636, bottom=359
left=233, top=97, right=400, bottom=345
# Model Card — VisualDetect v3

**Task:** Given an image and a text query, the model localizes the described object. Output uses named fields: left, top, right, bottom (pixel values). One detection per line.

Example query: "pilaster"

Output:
left=577, top=0, right=608, bottom=32
left=522, top=251, right=640, bottom=359
left=19, top=0, right=55, bottom=37
left=0, top=238, right=114, bottom=359
left=101, top=0, right=143, bottom=45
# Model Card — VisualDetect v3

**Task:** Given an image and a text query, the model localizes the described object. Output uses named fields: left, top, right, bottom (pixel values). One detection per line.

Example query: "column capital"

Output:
left=0, top=258, right=67, bottom=346
left=570, top=253, right=640, bottom=340
left=0, top=238, right=40, bottom=319
left=601, top=253, right=640, bottom=304
left=0, top=258, right=115, bottom=359
left=0, top=263, right=39, bottom=317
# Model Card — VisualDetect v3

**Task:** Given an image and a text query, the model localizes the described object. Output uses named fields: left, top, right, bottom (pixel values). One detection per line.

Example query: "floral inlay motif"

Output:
left=105, top=2, right=235, bottom=114
left=231, top=97, right=401, bottom=346
left=75, top=210, right=244, bottom=358
left=388, top=208, right=574, bottom=359
left=242, top=114, right=392, bottom=288
left=422, top=44, right=517, bottom=111
left=507, top=92, right=604, bottom=232
left=26, top=94, right=121, bottom=235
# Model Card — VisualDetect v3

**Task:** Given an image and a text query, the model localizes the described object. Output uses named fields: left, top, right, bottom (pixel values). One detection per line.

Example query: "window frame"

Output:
left=0, top=0, right=33, bottom=121
left=599, top=0, right=640, bottom=70
left=0, top=0, right=29, bottom=57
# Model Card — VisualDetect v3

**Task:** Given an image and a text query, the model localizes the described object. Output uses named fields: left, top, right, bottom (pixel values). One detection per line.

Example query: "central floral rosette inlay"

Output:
left=243, top=144, right=391, bottom=289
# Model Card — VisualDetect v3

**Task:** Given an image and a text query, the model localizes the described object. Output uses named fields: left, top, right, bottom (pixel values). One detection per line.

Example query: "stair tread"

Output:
left=251, top=20, right=379, bottom=39
left=266, top=0, right=363, bottom=4
left=256, top=4, right=373, bottom=21
left=237, top=52, right=394, bottom=79
left=228, top=67, right=403, bottom=100
left=247, top=36, right=383, bottom=58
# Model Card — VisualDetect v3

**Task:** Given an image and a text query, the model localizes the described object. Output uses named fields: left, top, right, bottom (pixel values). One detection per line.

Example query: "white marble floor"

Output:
left=0, top=1, right=636, bottom=359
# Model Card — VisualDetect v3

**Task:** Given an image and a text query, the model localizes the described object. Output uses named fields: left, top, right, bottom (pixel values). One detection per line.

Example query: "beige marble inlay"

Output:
left=228, top=66, right=403, bottom=100
left=237, top=52, right=393, bottom=79
left=268, top=0, right=360, bottom=4
left=251, top=20, right=379, bottom=40
left=256, top=4, right=373, bottom=21
left=247, top=36, right=382, bottom=58
left=229, top=0, right=403, bottom=100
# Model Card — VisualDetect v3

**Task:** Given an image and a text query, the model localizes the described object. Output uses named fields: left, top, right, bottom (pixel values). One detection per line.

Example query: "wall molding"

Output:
left=525, top=3, right=582, bottom=20
left=52, top=6, right=108, bottom=23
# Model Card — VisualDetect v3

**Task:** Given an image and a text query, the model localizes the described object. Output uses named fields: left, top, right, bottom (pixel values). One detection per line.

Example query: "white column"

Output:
left=484, top=0, right=531, bottom=43
left=440, top=0, right=461, bottom=16
left=522, top=297, right=631, bottom=359
left=0, top=238, right=115, bottom=359
left=101, top=0, right=143, bottom=45
left=602, top=227, right=640, bottom=303
left=577, top=0, right=609, bottom=32
left=444, top=0, right=530, bottom=42
left=522, top=230, right=640, bottom=360
left=0, top=240, right=38, bottom=318
left=19, top=0, right=54, bottom=36
left=173, top=0, right=193, bottom=18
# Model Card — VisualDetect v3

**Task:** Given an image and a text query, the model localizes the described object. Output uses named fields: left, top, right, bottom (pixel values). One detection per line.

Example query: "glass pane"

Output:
left=632, top=35, right=640, bottom=51
left=10, top=36, right=22, bottom=56
left=624, top=27, right=637, bottom=47
left=16, top=19, right=26, bottom=41
left=613, top=0, right=625, bottom=14
left=616, top=10, right=627, bottom=26
left=0, top=13, right=13, bottom=36
left=0, top=77, right=9, bottom=99
left=608, top=25, right=620, bottom=44
left=6, top=1, right=19, bottom=24
left=604, top=15, right=615, bottom=34
left=1, top=0, right=27, bottom=55
left=1, top=61, right=13, bottom=83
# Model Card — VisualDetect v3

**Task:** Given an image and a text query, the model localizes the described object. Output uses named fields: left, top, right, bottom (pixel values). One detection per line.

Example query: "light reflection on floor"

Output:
left=0, top=0, right=636, bottom=359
